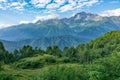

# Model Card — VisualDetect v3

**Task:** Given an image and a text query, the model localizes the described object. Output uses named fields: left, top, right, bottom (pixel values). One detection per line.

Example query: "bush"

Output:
left=14, top=60, right=44, bottom=69
left=31, top=65, right=88, bottom=80
left=0, top=72, right=15, bottom=80
left=42, top=56, right=56, bottom=64
left=0, top=63, right=2, bottom=70
left=58, top=57, right=70, bottom=63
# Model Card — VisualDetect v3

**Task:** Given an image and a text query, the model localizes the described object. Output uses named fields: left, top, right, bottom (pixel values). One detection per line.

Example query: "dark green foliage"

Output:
left=52, top=45, right=62, bottom=57
left=65, top=47, right=78, bottom=58
left=14, top=60, right=44, bottom=69
left=13, top=49, right=21, bottom=60
left=31, top=52, right=120, bottom=80
left=93, top=52, right=120, bottom=80
left=46, top=46, right=53, bottom=55
left=4, top=53, right=15, bottom=63
left=0, top=42, right=5, bottom=50
left=20, top=45, right=34, bottom=58
left=34, top=47, right=45, bottom=55
left=46, top=46, right=62, bottom=57
left=32, top=65, right=88, bottom=80
left=0, top=62, right=2, bottom=70
left=0, top=41, right=14, bottom=63
left=0, top=72, right=15, bottom=80
left=63, top=47, right=79, bottom=62
left=59, top=57, right=70, bottom=63
left=77, top=31, right=120, bottom=63
left=0, top=42, right=6, bottom=61
left=43, top=56, right=56, bottom=64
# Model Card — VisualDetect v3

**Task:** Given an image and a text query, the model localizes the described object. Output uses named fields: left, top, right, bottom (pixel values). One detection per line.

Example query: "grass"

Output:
left=1, top=54, right=81, bottom=80
left=2, top=63, right=81, bottom=80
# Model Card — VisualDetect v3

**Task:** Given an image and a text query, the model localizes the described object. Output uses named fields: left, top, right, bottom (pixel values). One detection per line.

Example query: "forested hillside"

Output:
left=0, top=30, right=120, bottom=80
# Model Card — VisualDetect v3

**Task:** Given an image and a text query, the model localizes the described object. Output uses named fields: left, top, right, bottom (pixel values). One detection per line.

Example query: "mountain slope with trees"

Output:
left=0, top=30, right=120, bottom=80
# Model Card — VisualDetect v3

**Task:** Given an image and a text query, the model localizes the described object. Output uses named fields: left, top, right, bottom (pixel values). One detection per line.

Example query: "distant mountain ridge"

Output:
left=0, top=12, right=120, bottom=51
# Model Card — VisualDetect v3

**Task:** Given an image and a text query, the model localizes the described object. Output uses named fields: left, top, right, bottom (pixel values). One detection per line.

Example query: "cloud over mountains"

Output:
left=100, top=8, right=120, bottom=17
left=0, top=0, right=120, bottom=28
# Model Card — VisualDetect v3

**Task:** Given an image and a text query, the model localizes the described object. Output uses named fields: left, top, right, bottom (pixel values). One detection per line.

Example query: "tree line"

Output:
left=0, top=31, right=120, bottom=64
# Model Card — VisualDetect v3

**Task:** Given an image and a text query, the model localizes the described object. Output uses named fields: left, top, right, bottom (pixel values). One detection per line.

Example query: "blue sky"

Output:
left=0, top=0, right=120, bottom=28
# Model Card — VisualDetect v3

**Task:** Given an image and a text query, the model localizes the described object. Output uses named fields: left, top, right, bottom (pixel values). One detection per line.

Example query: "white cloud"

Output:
left=0, top=23, right=15, bottom=29
left=11, top=2, right=20, bottom=6
left=59, top=4, right=73, bottom=12
left=84, top=0, right=99, bottom=6
left=31, top=0, right=51, bottom=8
left=33, top=14, right=59, bottom=23
left=43, top=9, right=56, bottom=14
left=59, top=0, right=99, bottom=12
left=0, top=1, right=27, bottom=10
left=30, top=0, right=99, bottom=12
left=0, top=0, right=7, bottom=2
left=0, top=4, right=3, bottom=8
left=10, top=2, right=27, bottom=10
left=0, top=0, right=100, bottom=13
left=35, top=3, right=45, bottom=8
left=55, top=0, right=66, bottom=5
left=31, top=0, right=50, bottom=4
left=46, top=3, right=59, bottom=9
left=100, top=8, right=120, bottom=17
left=19, top=21, right=29, bottom=24
left=68, top=0, right=77, bottom=6
left=76, top=0, right=99, bottom=8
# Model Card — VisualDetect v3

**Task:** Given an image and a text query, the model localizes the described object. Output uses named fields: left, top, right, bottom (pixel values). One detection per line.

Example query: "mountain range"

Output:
left=0, top=12, right=120, bottom=51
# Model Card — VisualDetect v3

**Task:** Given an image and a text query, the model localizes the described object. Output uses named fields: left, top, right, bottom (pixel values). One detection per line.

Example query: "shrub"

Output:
left=42, top=56, right=56, bottom=64
left=14, top=60, right=44, bottom=69
left=58, top=57, right=70, bottom=63
left=0, top=63, right=2, bottom=70
left=31, top=65, right=88, bottom=80
left=0, top=72, right=15, bottom=80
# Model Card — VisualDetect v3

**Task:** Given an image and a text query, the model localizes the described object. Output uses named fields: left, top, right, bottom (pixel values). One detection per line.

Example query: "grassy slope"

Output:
left=2, top=63, right=81, bottom=80
left=0, top=54, right=80, bottom=80
left=1, top=30, right=120, bottom=80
